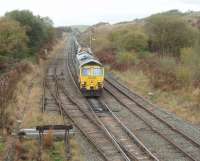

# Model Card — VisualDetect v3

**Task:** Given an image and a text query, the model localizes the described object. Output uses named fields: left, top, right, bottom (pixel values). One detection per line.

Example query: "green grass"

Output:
left=113, top=68, right=200, bottom=124
left=0, top=142, right=5, bottom=153
left=48, top=141, right=65, bottom=161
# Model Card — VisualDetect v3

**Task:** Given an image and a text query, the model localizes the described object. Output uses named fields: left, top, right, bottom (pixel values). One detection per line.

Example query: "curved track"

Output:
left=67, top=36, right=161, bottom=161
left=43, top=35, right=200, bottom=161
left=59, top=37, right=129, bottom=161
left=103, top=76, right=200, bottom=161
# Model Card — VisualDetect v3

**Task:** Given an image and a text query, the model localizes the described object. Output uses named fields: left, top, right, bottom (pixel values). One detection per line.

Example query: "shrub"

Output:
left=137, top=51, right=152, bottom=59
left=0, top=18, right=28, bottom=56
left=180, top=47, right=194, bottom=65
left=146, top=14, right=197, bottom=56
left=180, top=47, right=200, bottom=86
left=175, top=65, right=192, bottom=86
left=93, top=36, right=113, bottom=52
left=44, top=129, right=53, bottom=148
left=117, top=51, right=138, bottom=65
left=112, top=51, right=138, bottom=71
left=145, top=56, right=178, bottom=90
left=95, top=48, right=116, bottom=64
left=122, top=30, right=148, bottom=51
left=158, top=57, right=177, bottom=74
left=6, top=10, right=54, bottom=52
left=109, top=26, right=148, bottom=52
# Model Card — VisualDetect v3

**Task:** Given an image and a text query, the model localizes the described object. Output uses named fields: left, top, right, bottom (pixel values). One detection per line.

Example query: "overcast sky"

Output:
left=0, top=0, right=200, bottom=26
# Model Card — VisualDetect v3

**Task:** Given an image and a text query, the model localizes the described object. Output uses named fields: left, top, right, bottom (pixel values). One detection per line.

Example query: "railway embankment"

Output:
left=2, top=35, right=200, bottom=161
left=1, top=38, right=83, bottom=161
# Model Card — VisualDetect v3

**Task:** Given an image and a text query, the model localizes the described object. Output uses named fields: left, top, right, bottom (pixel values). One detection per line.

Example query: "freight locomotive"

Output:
left=74, top=46, right=104, bottom=97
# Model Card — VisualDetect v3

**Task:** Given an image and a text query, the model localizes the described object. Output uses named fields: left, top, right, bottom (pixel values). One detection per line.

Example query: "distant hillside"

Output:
left=83, top=10, right=200, bottom=32
left=71, top=25, right=90, bottom=32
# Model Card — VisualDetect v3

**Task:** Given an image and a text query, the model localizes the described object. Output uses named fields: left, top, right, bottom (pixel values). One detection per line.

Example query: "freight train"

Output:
left=73, top=44, right=104, bottom=97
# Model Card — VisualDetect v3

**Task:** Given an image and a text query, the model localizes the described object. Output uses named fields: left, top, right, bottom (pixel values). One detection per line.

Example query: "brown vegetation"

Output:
left=44, top=130, right=54, bottom=148
left=0, top=62, right=32, bottom=135
left=80, top=10, right=200, bottom=124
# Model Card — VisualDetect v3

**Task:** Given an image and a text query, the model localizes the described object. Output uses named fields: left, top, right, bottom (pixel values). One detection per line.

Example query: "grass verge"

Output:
left=2, top=38, right=84, bottom=161
left=112, top=69, right=200, bottom=124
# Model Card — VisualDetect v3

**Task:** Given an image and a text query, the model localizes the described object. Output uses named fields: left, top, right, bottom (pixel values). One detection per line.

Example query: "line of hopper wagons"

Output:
left=70, top=38, right=104, bottom=97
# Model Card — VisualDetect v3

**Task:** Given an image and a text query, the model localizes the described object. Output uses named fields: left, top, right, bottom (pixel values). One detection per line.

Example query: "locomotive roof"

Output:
left=80, top=59, right=102, bottom=67
left=76, top=51, right=102, bottom=67
left=77, top=51, right=93, bottom=60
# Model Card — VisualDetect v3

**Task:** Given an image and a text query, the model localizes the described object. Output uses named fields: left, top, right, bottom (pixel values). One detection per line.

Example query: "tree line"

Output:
left=0, top=10, right=55, bottom=66
left=81, top=10, right=200, bottom=88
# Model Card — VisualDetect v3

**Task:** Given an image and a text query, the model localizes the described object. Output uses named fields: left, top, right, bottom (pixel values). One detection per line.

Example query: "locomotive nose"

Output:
left=90, top=80, right=94, bottom=90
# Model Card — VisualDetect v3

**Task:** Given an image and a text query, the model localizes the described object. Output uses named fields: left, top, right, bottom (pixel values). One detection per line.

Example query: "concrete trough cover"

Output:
left=15, top=125, right=74, bottom=139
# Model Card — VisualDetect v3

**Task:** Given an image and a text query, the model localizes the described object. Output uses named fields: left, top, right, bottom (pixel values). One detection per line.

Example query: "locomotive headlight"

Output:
left=98, top=82, right=102, bottom=87
left=82, top=82, right=86, bottom=87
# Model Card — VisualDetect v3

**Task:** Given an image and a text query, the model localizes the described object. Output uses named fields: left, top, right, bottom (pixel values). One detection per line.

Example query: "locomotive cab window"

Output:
left=93, top=68, right=103, bottom=76
left=82, top=68, right=90, bottom=76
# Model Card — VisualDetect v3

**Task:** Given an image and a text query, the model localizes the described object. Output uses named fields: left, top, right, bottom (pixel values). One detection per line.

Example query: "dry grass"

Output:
left=70, top=138, right=85, bottom=161
left=1, top=38, right=83, bottom=160
left=44, top=130, right=54, bottom=148
left=0, top=37, right=86, bottom=161
left=113, top=69, right=200, bottom=124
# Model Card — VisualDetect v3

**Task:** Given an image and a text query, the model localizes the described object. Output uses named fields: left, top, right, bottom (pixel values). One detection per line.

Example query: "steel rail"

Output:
left=106, top=76, right=200, bottom=148
left=99, top=99, right=160, bottom=161
left=65, top=38, right=131, bottom=161
left=104, top=81, right=199, bottom=161
left=44, top=56, right=72, bottom=160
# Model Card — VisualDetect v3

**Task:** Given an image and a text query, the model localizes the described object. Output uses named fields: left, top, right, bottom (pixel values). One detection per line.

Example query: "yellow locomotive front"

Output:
left=79, top=65, right=104, bottom=97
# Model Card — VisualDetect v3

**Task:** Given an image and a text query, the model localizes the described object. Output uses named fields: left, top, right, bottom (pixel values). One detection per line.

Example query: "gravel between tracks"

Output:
left=75, top=128, right=105, bottom=161
left=102, top=91, right=188, bottom=161
left=43, top=36, right=200, bottom=161
left=109, top=75, right=200, bottom=142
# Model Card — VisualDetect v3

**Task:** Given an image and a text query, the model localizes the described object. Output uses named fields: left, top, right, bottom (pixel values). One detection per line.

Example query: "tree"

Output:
left=146, top=14, right=197, bottom=56
left=109, top=26, right=148, bottom=52
left=122, top=30, right=148, bottom=51
left=5, top=10, right=54, bottom=51
left=0, top=18, right=28, bottom=56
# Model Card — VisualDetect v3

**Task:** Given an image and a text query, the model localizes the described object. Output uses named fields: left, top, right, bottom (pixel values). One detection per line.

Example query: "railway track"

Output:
left=41, top=37, right=129, bottom=161
left=43, top=61, right=62, bottom=114
left=87, top=98, right=160, bottom=161
left=63, top=37, right=131, bottom=161
left=103, top=77, right=200, bottom=161
left=66, top=36, right=161, bottom=161
left=42, top=55, right=71, bottom=160
left=43, top=35, right=200, bottom=161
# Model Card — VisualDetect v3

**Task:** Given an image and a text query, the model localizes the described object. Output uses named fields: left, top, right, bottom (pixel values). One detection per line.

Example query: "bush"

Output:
left=146, top=14, right=197, bottom=56
left=0, top=18, right=28, bottom=56
left=117, top=51, right=138, bottom=65
left=180, top=47, right=200, bottom=85
left=95, top=48, right=116, bottom=64
left=111, top=51, right=138, bottom=71
left=144, top=56, right=178, bottom=90
left=158, top=57, right=177, bottom=74
left=93, top=36, right=113, bottom=52
left=109, top=26, right=148, bottom=52
left=137, top=51, right=152, bottom=59
left=175, top=65, right=192, bottom=86
left=44, top=129, right=53, bottom=148
left=122, top=30, right=148, bottom=51
left=180, top=47, right=194, bottom=64
left=6, top=10, right=54, bottom=52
